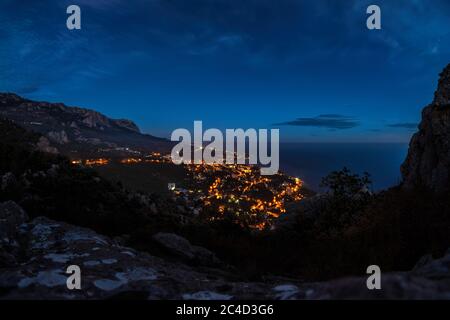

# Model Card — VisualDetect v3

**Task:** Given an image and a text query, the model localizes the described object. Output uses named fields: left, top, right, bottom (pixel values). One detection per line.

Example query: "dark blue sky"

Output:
left=1, top=0, right=449, bottom=142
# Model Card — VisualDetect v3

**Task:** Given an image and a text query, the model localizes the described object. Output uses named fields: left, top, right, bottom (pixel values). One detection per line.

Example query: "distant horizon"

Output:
left=280, top=142, right=408, bottom=190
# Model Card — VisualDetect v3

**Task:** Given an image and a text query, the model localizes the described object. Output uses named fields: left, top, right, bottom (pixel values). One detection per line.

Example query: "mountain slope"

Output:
left=0, top=93, right=172, bottom=157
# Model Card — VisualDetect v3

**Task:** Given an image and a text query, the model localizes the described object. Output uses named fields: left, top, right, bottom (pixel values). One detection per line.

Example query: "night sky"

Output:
left=1, top=0, right=449, bottom=142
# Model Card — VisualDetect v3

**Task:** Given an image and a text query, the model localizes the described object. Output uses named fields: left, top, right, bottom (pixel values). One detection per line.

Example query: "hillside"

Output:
left=0, top=93, right=172, bottom=158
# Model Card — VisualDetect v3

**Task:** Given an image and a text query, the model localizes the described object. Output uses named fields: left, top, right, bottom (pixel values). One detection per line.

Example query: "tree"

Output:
left=313, top=167, right=373, bottom=235
left=320, top=167, right=372, bottom=199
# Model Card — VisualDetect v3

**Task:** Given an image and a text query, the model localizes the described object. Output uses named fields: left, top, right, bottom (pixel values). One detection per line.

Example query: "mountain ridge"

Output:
left=0, top=93, right=172, bottom=157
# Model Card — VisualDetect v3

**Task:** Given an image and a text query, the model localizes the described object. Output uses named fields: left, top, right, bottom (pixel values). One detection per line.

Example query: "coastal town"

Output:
left=71, top=152, right=306, bottom=229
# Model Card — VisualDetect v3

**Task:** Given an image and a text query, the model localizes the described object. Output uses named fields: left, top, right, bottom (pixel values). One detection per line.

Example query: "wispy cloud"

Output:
left=274, top=114, right=359, bottom=130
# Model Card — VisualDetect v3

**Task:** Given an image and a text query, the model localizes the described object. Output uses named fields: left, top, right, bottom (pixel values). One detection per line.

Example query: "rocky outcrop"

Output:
left=35, top=137, right=59, bottom=154
left=401, top=64, right=450, bottom=193
left=282, top=264, right=450, bottom=299
left=0, top=93, right=171, bottom=156
left=47, top=130, right=69, bottom=145
left=0, top=202, right=28, bottom=268
left=1, top=201, right=450, bottom=300
left=152, top=232, right=221, bottom=267
left=0, top=202, right=281, bottom=300
left=433, top=64, right=450, bottom=106
left=113, top=119, right=140, bottom=133
left=81, top=110, right=111, bottom=129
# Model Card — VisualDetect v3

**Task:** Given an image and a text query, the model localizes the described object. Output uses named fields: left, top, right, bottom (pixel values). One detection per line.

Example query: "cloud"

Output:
left=387, top=123, right=418, bottom=129
left=274, top=114, right=359, bottom=130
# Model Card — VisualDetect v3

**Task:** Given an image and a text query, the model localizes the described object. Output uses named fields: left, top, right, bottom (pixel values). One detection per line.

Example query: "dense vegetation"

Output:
left=1, top=118, right=450, bottom=281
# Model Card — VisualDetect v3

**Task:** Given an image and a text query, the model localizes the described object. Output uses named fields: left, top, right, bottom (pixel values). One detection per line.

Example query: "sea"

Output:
left=279, top=143, right=409, bottom=192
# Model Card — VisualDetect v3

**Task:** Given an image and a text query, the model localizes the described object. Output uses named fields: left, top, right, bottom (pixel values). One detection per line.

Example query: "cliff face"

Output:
left=0, top=93, right=171, bottom=156
left=401, top=64, right=450, bottom=193
left=0, top=93, right=141, bottom=133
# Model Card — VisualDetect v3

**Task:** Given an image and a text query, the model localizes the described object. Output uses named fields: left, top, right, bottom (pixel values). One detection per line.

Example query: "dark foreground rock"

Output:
left=152, top=232, right=221, bottom=267
left=0, top=201, right=278, bottom=300
left=402, top=63, right=450, bottom=193
left=1, top=201, right=450, bottom=300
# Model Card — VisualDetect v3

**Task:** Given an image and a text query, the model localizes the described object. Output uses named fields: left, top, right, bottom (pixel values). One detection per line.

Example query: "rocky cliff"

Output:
left=401, top=64, right=450, bottom=193
left=0, top=93, right=171, bottom=157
